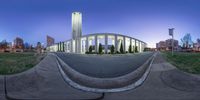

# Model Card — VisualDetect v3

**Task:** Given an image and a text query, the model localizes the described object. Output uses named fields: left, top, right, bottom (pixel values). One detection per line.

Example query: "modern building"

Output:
left=156, top=39, right=179, bottom=51
left=156, top=41, right=166, bottom=51
left=48, top=12, right=147, bottom=54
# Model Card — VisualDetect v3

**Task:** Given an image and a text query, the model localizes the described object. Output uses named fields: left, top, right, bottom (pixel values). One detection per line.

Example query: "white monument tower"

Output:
left=72, top=12, right=82, bottom=53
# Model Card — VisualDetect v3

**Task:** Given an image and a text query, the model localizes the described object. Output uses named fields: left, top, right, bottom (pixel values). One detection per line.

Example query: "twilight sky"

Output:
left=0, top=0, right=200, bottom=47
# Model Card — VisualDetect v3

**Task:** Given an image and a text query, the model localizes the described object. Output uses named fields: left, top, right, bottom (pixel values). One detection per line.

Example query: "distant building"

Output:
left=165, top=39, right=179, bottom=50
left=14, top=37, right=24, bottom=49
left=156, top=41, right=166, bottom=51
left=156, top=39, right=179, bottom=51
left=47, top=35, right=55, bottom=47
left=193, top=39, right=200, bottom=52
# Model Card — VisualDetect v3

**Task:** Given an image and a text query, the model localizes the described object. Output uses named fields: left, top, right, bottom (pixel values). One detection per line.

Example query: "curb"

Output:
left=54, top=53, right=157, bottom=93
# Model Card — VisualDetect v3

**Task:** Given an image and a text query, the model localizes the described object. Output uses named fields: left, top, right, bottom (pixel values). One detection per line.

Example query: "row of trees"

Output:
left=87, top=42, right=139, bottom=54
left=180, top=33, right=200, bottom=49
left=0, top=40, right=9, bottom=49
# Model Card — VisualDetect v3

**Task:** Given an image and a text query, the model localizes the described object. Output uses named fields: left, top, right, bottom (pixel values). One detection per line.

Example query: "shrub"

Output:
left=128, top=44, right=132, bottom=53
left=85, top=51, right=89, bottom=54
left=98, top=43, right=103, bottom=54
left=120, top=42, right=124, bottom=53
left=132, top=46, right=135, bottom=53
left=135, top=46, right=138, bottom=53
left=110, top=45, right=115, bottom=54
left=89, top=46, right=93, bottom=53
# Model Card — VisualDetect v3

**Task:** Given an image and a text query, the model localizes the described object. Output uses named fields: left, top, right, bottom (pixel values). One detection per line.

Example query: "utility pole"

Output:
left=169, top=28, right=174, bottom=56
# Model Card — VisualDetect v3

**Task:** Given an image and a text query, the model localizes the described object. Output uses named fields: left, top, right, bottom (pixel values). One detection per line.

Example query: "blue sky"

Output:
left=0, top=0, right=200, bottom=47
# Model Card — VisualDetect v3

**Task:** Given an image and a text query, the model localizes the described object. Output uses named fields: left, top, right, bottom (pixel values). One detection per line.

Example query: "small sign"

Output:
left=169, top=28, right=174, bottom=36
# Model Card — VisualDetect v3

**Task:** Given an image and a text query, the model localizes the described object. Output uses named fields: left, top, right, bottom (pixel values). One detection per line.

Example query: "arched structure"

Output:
left=47, top=12, right=147, bottom=54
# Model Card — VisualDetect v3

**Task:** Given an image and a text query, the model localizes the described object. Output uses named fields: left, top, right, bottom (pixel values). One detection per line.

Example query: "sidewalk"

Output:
left=103, top=52, right=200, bottom=100
left=0, top=52, right=199, bottom=100
left=0, top=76, right=5, bottom=100
left=4, top=54, right=101, bottom=100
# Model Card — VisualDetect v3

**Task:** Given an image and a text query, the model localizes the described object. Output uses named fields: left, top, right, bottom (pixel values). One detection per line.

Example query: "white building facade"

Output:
left=48, top=12, right=147, bottom=54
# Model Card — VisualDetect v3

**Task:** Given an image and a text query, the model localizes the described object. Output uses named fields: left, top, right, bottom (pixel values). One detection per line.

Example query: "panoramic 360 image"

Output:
left=0, top=0, right=200, bottom=100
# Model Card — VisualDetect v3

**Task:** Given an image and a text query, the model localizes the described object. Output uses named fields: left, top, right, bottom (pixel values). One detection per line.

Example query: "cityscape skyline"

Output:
left=0, top=0, right=200, bottom=47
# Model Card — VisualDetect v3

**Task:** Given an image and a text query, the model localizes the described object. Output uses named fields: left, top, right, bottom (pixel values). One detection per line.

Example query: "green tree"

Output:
left=128, top=45, right=132, bottom=53
left=89, top=45, right=93, bottom=53
left=120, top=42, right=124, bottom=53
left=135, top=46, right=138, bottom=53
left=98, top=43, right=103, bottom=54
left=110, top=45, right=115, bottom=54
left=132, top=46, right=135, bottom=53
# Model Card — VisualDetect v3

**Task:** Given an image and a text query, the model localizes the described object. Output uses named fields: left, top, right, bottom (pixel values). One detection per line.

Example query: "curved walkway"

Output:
left=103, top=52, right=200, bottom=100
left=0, top=54, right=101, bottom=100
left=0, top=52, right=199, bottom=100
left=55, top=52, right=155, bottom=92
left=55, top=52, right=154, bottom=78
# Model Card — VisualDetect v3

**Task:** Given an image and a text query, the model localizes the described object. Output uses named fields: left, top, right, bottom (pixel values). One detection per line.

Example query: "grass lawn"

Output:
left=162, top=51, right=200, bottom=74
left=0, top=53, right=45, bottom=75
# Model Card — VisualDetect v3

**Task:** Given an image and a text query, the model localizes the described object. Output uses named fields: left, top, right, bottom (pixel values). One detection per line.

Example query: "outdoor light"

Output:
left=169, top=28, right=174, bottom=56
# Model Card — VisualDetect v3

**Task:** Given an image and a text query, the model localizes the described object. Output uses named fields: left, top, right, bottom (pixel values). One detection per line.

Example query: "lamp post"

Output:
left=169, top=28, right=174, bottom=56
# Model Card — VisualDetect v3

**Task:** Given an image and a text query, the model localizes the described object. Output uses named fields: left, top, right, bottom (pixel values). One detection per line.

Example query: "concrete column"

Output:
left=75, top=39, right=78, bottom=53
left=115, top=35, right=118, bottom=52
left=135, top=39, right=136, bottom=53
left=60, top=42, right=62, bottom=52
left=57, top=43, right=59, bottom=52
left=95, top=35, right=98, bottom=53
left=61, top=42, right=63, bottom=52
left=59, top=42, right=61, bottom=52
left=71, top=40, right=73, bottom=53
left=86, top=37, right=89, bottom=52
left=123, top=36, right=126, bottom=53
left=63, top=42, right=65, bottom=52
left=105, top=34, right=108, bottom=54
left=138, top=41, right=141, bottom=52
left=130, top=38, right=132, bottom=53
left=66, top=42, right=68, bottom=52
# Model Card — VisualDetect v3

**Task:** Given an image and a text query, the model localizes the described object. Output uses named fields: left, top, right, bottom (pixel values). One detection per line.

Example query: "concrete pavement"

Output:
left=55, top=52, right=154, bottom=78
left=102, top=52, right=200, bottom=100
left=0, top=76, right=5, bottom=100
left=0, top=52, right=199, bottom=100
left=3, top=54, right=101, bottom=100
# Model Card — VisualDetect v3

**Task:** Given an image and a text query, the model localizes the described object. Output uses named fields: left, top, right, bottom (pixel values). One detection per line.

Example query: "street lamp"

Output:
left=169, top=28, right=174, bottom=56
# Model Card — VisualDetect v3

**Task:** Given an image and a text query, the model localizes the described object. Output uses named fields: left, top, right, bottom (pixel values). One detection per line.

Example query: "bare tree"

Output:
left=181, top=33, right=193, bottom=49
left=0, top=40, right=8, bottom=50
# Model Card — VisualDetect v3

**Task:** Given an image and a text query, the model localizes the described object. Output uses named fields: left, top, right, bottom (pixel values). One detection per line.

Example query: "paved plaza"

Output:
left=55, top=52, right=153, bottom=78
left=0, top=52, right=199, bottom=100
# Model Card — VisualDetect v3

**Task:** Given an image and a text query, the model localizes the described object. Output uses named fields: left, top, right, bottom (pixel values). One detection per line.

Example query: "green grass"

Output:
left=162, top=51, right=200, bottom=74
left=0, top=53, right=45, bottom=75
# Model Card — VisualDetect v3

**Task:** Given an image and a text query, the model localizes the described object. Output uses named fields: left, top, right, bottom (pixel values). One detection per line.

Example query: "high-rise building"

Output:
left=14, top=37, right=24, bottom=49
left=47, top=35, right=55, bottom=47
left=72, top=12, right=82, bottom=53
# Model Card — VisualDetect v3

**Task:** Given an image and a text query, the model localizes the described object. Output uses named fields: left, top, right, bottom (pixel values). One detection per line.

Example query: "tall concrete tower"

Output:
left=72, top=12, right=82, bottom=53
